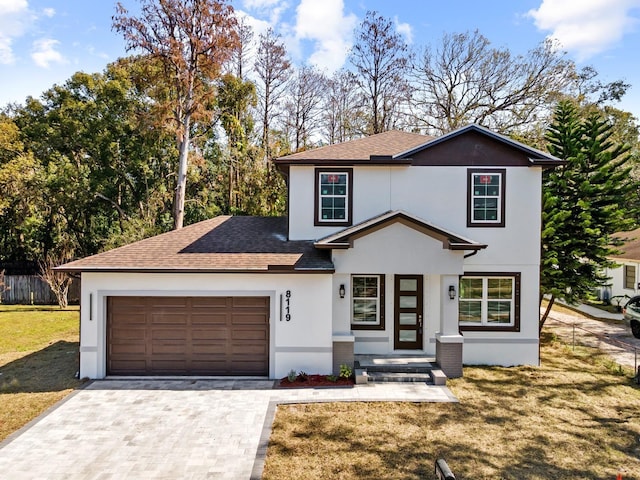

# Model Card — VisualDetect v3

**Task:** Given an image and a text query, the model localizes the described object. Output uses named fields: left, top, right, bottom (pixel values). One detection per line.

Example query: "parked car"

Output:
left=622, top=296, right=640, bottom=338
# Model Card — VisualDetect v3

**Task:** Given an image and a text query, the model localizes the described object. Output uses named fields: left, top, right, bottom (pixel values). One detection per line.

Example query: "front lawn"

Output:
left=0, top=305, right=83, bottom=442
left=264, top=334, right=640, bottom=480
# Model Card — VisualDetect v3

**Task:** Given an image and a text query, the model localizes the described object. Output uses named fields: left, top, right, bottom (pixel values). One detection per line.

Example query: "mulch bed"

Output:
left=277, top=374, right=355, bottom=388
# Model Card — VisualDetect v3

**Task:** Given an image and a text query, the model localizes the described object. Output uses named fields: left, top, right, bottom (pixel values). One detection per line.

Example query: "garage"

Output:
left=107, top=296, right=269, bottom=376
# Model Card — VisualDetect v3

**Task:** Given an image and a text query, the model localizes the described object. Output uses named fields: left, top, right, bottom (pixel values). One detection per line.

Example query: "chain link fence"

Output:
left=545, top=314, right=639, bottom=383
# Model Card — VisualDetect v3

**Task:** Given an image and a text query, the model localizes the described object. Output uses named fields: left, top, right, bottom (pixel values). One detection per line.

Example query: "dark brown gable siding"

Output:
left=409, top=130, right=533, bottom=167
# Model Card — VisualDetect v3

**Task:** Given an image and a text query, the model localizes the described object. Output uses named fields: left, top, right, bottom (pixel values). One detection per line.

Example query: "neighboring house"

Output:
left=602, top=228, right=640, bottom=303
left=59, top=124, right=562, bottom=380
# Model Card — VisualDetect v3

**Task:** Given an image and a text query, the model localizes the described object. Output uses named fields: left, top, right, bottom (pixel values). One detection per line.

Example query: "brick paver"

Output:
left=0, top=380, right=456, bottom=480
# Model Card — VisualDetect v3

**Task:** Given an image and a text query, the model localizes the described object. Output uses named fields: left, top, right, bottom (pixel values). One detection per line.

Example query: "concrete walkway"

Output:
left=0, top=380, right=457, bottom=480
left=557, top=300, right=624, bottom=321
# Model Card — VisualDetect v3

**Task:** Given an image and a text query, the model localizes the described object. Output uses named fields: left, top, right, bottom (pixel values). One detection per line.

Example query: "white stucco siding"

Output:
left=604, top=262, right=640, bottom=301
left=288, top=165, right=543, bottom=264
left=460, top=264, right=540, bottom=366
left=79, top=272, right=332, bottom=379
left=332, top=223, right=466, bottom=275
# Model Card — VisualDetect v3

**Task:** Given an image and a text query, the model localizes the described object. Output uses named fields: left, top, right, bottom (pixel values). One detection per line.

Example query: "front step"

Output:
left=354, top=355, right=447, bottom=385
left=366, top=372, right=433, bottom=383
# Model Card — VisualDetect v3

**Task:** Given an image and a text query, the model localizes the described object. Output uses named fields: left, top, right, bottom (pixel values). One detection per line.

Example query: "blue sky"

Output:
left=1, top=0, right=640, bottom=119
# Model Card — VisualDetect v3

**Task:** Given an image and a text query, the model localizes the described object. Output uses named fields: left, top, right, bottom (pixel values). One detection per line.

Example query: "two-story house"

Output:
left=60, top=124, right=562, bottom=379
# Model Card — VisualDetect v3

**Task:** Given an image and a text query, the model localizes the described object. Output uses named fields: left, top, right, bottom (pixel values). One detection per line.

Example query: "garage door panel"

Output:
left=152, top=344, right=188, bottom=355
left=111, top=313, right=146, bottom=325
left=111, top=326, right=146, bottom=340
left=231, top=344, right=268, bottom=355
left=191, top=297, right=229, bottom=308
left=109, top=359, right=147, bottom=373
left=107, top=296, right=269, bottom=376
left=151, top=328, right=188, bottom=340
left=231, top=328, right=268, bottom=340
left=232, top=313, right=268, bottom=325
left=191, top=313, right=228, bottom=325
left=232, top=297, right=269, bottom=308
left=109, top=343, right=147, bottom=355
left=148, top=297, right=189, bottom=308
left=151, top=313, right=189, bottom=325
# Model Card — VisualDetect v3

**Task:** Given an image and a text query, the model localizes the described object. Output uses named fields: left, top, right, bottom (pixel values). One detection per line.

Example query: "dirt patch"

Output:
left=544, top=307, right=640, bottom=370
left=277, top=374, right=354, bottom=388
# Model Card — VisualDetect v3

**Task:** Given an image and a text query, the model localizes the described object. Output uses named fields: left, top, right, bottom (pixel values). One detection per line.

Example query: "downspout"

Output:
left=464, top=250, right=480, bottom=259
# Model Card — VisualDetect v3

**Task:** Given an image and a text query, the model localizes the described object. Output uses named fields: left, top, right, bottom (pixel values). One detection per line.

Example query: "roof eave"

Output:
left=55, top=266, right=335, bottom=274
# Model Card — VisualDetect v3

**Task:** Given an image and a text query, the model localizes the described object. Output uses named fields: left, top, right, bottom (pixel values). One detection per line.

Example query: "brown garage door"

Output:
left=107, top=296, right=269, bottom=376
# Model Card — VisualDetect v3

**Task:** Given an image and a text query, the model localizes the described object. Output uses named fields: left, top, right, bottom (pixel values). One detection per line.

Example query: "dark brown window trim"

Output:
left=467, top=168, right=506, bottom=228
left=351, top=274, right=385, bottom=331
left=314, top=168, right=353, bottom=227
left=624, top=265, right=636, bottom=290
left=458, top=271, right=520, bottom=332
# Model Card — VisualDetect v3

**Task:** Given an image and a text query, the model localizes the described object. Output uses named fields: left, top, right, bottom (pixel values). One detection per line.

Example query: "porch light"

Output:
left=339, top=284, right=346, bottom=299
left=448, top=285, right=456, bottom=300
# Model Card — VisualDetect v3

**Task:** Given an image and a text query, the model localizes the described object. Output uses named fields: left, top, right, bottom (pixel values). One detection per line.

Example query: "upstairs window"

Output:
left=468, top=169, right=506, bottom=227
left=315, top=168, right=352, bottom=226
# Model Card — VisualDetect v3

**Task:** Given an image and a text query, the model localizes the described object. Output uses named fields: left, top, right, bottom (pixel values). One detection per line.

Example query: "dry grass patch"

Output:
left=264, top=334, right=640, bottom=480
left=0, top=305, right=83, bottom=442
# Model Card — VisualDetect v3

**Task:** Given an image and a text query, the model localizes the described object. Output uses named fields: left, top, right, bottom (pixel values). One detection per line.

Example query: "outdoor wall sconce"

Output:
left=448, top=285, right=456, bottom=300
left=339, top=284, right=346, bottom=299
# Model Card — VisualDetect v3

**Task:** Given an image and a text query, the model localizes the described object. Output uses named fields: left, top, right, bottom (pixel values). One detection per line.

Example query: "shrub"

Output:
left=339, top=364, right=353, bottom=379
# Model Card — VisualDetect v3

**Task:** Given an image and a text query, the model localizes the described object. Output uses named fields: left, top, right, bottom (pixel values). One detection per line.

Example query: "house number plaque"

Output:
left=281, top=290, right=292, bottom=321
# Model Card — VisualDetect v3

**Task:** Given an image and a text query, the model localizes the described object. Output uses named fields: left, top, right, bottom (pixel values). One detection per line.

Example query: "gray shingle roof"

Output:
left=57, top=216, right=334, bottom=273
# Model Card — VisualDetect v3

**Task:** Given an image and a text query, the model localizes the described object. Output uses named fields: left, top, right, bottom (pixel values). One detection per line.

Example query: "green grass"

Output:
left=264, top=334, right=640, bottom=480
left=0, top=305, right=83, bottom=442
left=0, top=304, right=80, bottom=353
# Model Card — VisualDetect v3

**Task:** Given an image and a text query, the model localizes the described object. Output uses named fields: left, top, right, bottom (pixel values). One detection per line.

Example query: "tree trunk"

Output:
left=173, top=119, right=191, bottom=230
left=539, top=294, right=555, bottom=333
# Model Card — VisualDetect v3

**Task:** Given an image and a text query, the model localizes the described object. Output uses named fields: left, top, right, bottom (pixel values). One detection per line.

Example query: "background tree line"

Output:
left=0, top=0, right=638, bottom=313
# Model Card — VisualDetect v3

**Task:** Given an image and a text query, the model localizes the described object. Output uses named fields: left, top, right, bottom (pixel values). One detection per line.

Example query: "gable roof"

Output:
left=610, top=228, right=640, bottom=262
left=314, top=210, right=487, bottom=253
left=275, top=124, right=563, bottom=167
left=273, top=130, right=432, bottom=164
left=57, top=216, right=334, bottom=273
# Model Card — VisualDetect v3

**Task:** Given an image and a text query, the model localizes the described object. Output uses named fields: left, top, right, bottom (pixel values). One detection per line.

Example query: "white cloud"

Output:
left=31, top=38, right=66, bottom=68
left=242, top=0, right=282, bottom=9
left=395, top=16, right=413, bottom=45
left=0, top=0, right=29, bottom=64
left=527, top=0, right=640, bottom=60
left=241, top=0, right=290, bottom=26
left=293, top=0, right=357, bottom=72
left=42, top=7, right=55, bottom=17
left=0, top=0, right=28, bottom=15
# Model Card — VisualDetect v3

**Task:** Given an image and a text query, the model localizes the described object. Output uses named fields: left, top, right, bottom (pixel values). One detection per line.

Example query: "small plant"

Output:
left=287, top=369, right=297, bottom=382
left=326, top=375, right=338, bottom=382
left=297, top=371, right=308, bottom=382
left=339, top=364, right=353, bottom=379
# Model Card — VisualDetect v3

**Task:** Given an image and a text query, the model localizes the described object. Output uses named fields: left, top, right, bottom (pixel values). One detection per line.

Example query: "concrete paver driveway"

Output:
left=0, top=380, right=456, bottom=480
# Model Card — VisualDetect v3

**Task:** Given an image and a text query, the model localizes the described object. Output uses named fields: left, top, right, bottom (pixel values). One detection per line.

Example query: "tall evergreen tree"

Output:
left=540, top=100, right=638, bottom=330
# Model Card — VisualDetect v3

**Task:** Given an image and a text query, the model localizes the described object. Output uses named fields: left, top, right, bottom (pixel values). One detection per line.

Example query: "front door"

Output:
left=394, top=275, right=423, bottom=350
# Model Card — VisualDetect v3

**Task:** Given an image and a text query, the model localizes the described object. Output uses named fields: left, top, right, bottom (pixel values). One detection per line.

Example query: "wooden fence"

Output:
left=0, top=275, right=80, bottom=305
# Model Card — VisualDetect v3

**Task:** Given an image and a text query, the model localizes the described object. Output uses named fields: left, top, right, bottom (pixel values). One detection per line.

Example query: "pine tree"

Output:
left=540, top=100, right=637, bottom=330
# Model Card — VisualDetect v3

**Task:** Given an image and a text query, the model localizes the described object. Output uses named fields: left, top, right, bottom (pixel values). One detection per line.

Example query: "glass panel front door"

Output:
left=394, top=275, right=423, bottom=350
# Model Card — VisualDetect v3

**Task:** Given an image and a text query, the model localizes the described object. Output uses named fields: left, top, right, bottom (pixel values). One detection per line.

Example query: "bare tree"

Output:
left=254, top=28, right=291, bottom=158
left=232, top=16, right=254, bottom=80
left=410, top=30, right=574, bottom=135
left=113, top=0, right=239, bottom=230
left=349, top=11, right=411, bottom=135
left=323, top=70, right=364, bottom=144
left=283, top=66, right=327, bottom=151
left=39, top=255, right=73, bottom=309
